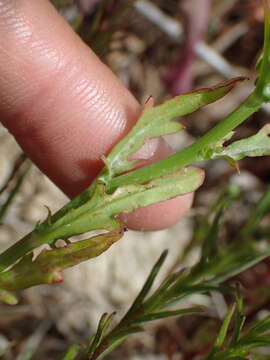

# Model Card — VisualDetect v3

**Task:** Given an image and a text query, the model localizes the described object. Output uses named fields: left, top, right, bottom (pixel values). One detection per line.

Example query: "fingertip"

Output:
left=119, top=192, right=194, bottom=231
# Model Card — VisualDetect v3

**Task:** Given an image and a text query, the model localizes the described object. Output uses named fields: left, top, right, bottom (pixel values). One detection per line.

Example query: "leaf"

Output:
left=44, top=166, right=204, bottom=241
left=200, top=206, right=223, bottom=264
left=60, top=345, right=81, bottom=360
left=87, top=313, right=115, bottom=358
left=242, top=314, right=270, bottom=339
left=60, top=345, right=82, bottom=360
left=240, top=186, right=270, bottom=237
left=95, top=327, right=143, bottom=360
left=0, top=166, right=204, bottom=273
left=133, top=307, right=203, bottom=325
left=255, top=1, right=270, bottom=101
left=107, top=326, right=144, bottom=342
left=0, top=230, right=123, bottom=291
left=104, top=78, right=245, bottom=178
left=201, top=243, right=270, bottom=286
left=214, top=304, right=236, bottom=349
left=230, top=289, right=246, bottom=346
left=165, top=284, right=234, bottom=308
left=0, top=289, right=18, bottom=305
left=120, top=250, right=168, bottom=324
left=209, top=124, right=270, bottom=163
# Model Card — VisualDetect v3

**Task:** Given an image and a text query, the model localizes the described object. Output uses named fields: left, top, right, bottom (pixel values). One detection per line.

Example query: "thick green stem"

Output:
left=0, top=231, right=55, bottom=272
left=108, top=92, right=262, bottom=191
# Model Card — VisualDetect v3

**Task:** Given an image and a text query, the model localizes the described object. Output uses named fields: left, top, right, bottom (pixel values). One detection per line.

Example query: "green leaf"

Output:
left=164, top=285, right=234, bottom=308
left=50, top=166, right=204, bottom=239
left=240, top=186, right=270, bottom=237
left=120, top=250, right=168, bottom=324
left=95, top=327, right=143, bottom=360
left=200, top=206, right=223, bottom=264
left=255, top=1, right=270, bottom=101
left=209, top=124, right=270, bottom=163
left=60, top=345, right=81, bottom=360
left=87, top=313, right=115, bottom=358
left=0, top=230, right=123, bottom=291
left=0, top=166, right=204, bottom=273
left=230, top=289, right=246, bottom=346
left=201, top=243, right=270, bottom=286
left=0, top=288, right=18, bottom=305
left=104, top=78, right=244, bottom=178
left=241, top=314, right=270, bottom=340
left=215, top=304, right=236, bottom=349
left=107, top=326, right=144, bottom=342
left=133, top=307, right=203, bottom=325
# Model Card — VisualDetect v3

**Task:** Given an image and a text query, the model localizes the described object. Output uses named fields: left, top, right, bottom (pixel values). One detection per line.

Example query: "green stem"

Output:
left=0, top=231, right=53, bottom=272
left=255, top=1, right=270, bottom=101
left=108, top=92, right=262, bottom=191
left=0, top=92, right=261, bottom=272
left=240, top=186, right=270, bottom=237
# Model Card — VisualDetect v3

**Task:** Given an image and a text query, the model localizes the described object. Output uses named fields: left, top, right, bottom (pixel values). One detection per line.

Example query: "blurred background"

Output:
left=1, top=0, right=270, bottom=359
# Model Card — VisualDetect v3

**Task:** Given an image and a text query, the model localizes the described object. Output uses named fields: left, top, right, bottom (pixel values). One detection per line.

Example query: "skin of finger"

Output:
left=0, top=0, right=193, bottom=230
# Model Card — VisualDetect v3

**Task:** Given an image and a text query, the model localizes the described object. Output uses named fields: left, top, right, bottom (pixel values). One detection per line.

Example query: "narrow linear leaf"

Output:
left=196, top=241, right=270, bottom=287
left=87, top=313, right=115, bottom=358
left=60, top=345, right=81, bottom=360
left=240, top=186, right=270, bottom=237
left=106, top=326, right=144, bottom=343
left=214, top=304, right=236, bottom=349
left=238, top=336, right=270, bottom=348
left=94, top=338, right=125, bottom=360
left=120, top=250, right=168, bottom=323
left=200, top=206, right=224, bottom=264
left=0, top=288, right=18, bottom=305
left=133, top=307, right=203, bottom=325
left=164, top=285, right=234, bottom=308
left=230, top=290, right=246, bottom=346
left=94, top=326, right=143, bottom=360
left=242, top=314, right=270, bottom=339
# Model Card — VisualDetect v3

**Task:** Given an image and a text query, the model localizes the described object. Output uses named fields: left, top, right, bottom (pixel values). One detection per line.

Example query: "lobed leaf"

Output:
left=209, top=124, right=270, bottom=163
left=41, top=167, right=204, bottom=242
left=0, top=166, right=204, bottom=272
left=0, top=230, right=123, bottom=292
left=104, top=78, right=244, bottom=178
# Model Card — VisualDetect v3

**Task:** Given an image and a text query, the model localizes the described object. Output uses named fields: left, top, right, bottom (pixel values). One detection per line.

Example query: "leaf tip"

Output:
left=215, top=76, right=248, bottom=93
